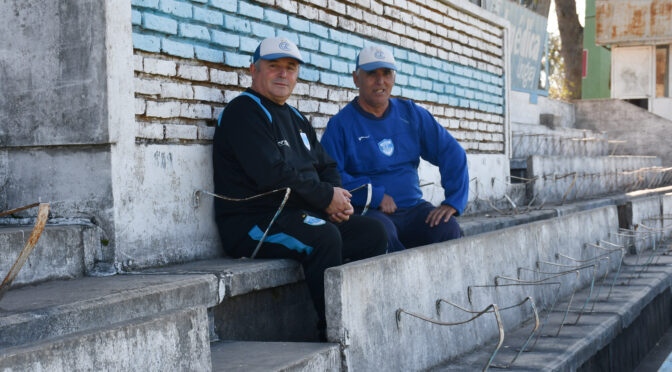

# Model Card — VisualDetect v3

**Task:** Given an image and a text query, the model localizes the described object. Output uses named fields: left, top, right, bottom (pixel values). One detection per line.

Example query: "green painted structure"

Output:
left=582, top=0, right=611, bottom=98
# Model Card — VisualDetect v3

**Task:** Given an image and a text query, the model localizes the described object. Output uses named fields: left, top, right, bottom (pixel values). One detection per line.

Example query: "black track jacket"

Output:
left=213, top=88, right=341, bottom=218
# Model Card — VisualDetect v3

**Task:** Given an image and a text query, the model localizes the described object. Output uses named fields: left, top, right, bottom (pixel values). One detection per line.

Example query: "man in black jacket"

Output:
left=213, top=37, right=387, bottom=336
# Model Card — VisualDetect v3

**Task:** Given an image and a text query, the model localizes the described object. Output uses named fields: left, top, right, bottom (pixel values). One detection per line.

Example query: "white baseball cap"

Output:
left=356, top=45, right=397, bottom=71
left=253, top=37, right=304, bottom=64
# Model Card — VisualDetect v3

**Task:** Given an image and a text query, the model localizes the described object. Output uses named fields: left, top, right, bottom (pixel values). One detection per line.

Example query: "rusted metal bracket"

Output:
left=0, top=203, right=50, bottom=303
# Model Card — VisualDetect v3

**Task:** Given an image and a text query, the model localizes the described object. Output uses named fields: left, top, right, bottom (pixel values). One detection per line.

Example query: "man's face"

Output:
left=353, top=68, right=395, bottom=112
left=250, top=57, right=299, bottom=105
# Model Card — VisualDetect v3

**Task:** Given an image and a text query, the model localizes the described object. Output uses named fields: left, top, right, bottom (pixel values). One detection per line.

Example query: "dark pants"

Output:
left=216, top=208, right=387, bottom=327
left=360, top=201, right=462, bottom=252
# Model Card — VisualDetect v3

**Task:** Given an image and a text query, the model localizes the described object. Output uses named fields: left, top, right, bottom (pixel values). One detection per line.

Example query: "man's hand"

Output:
left=326, top=187, right=354, bottom=222
left=425, top=205, right=456, bottom=227
left=379, top=194, right=397, bottom=214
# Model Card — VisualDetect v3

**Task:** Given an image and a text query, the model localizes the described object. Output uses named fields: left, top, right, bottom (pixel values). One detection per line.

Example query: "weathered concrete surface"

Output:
left=595, top=0, right=672, bottom=45
left=434, top=253, right=672, bottom=371
left=575, top=99, right=672, bottom=166
left=527, top=155, right=663, bottom=203
left=324, top=206, right=619, bottom=371
left=210, top=341, right=340, bottom=372
left=0, top=307, right=211, bottom=371
left=509, top=92, right=575, bottom=128
left=0, top=224, right=100, bottom=287
left=512, top=122, right=609, bottom=159
left=0, top=0, right=108, bottom=147
left=0, top=274, right=216, bottom=348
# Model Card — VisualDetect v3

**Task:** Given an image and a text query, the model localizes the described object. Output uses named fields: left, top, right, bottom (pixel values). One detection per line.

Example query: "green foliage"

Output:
left=547, top=33, right=574, bottom=100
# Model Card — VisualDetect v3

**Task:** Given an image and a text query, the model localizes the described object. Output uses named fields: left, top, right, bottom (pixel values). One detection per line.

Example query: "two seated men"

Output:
left=213, top=37, right=469, bottom=335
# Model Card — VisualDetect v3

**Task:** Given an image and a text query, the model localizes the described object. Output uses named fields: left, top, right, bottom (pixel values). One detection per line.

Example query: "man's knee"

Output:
left=431, top=216, right=462, bottom=242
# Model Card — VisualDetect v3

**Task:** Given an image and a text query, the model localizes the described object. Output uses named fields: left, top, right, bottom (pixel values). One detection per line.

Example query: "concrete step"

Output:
left=511, top=123, right=609, bottom=159
left=210, top=341, right=340, bottom=372
left=0, top=274, right=216, bottom=348
left=0, top=223, right=102, bottom=287
left=0, top=307, right=211, bottom=371
left=142, top=258, right=319, bottom=341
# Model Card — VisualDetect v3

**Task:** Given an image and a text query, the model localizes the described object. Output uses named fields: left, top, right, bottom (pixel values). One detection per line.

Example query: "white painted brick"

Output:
left=455, top=109, right=465, bottom=118
left=477, top=122, right=488, bottom=131
left=394, top=0, right=407, bottom=8
left=286, top=98, right=298, bottom=107
left=165, top=124, right=198, bottom=140
left=193, top=86, right=224, bottom=102
left=459, top=120, right=470, bottom=129
left=425, top=46, right=437, bottom=57
left=213, top=106, right=225, bottom=120
left=437, top=117, right=449, bottom=127
left=474, top=132, right=484, bottom=141
left=328, top=88, right=348, bottom=102
left=405, top=26, right=418, bottom=39
left=299, top=3, right=318, bottom=19
left=386, top=33, right=400, bottom=44
left=493, top=133, right=504, bottom=142
left=239, top=73, right=252, bottom=88
left=134, top=55, right=143, bottom=72
left=294, top=83, right=310, bottom=96
left=311, top=116, right=329, bottom=129
left=356, top=0, right=370, bottom=7
left=224, top=90, right=240, bottom=103
left=257, top=0, right=273, bottom=4
left=319, top=102, right=339, bottom=115
left=298, top=99, right=319, bottom=113
left=347, top=91, right=358, bottom=101
left=136, top=122, right=164, bottom=140
left=355, top=22, right=372, bottom=35
left=180, top=103, right=212, bottom=119
left=465, top=132, right=475, bottom=140
left=392, top=21, right=405, bottom=34
left=198, top=125, right=216, bottom=140
left=146, top=101, right=181, bottom=118
left=347, top=5, right=363, bottom=19
left=377, top=16, right=392, bottom=29
left=444, top=108, right=455, bottom=117
left=276, top=0, right=298, bottom=13
left=338, top=17, right=356, bottom=31
left=135, top=78, right=162, bottom=95
left=328, top=0, right=347, bottom=14
left=161, top=82, right=194, bottom=99
left=319, top=10, right=338, bottom=26
left=448, top=119, right=460, bottom=129
left=431, top=106, right=444, bottom=116
left=466, top=111, right=475, bottom=120
left=144, top=58, right=177, bottom=76
left=310, top=85, right=328, bottom=99
left=210, top=69, right=238, bottom=85
left=371, top=0, right=383, bottom=14
left=178, top=64, right=208, bottom=81
left=135, top=98, right=146, bottom=115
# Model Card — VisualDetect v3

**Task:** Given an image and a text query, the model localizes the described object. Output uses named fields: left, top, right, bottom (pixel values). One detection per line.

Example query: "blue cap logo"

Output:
left=278, top=41, right=291, bottom=51
left=374, top=50, right=385, bottom=59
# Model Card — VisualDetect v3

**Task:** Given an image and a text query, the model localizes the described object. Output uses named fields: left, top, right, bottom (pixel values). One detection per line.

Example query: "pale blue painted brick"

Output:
left=393, top=48, right=407, bottom=61
left=496, top=96, right=504, bottom=104
left=448, top=97, right=458, bottom=106
left=225, top=51, right=250, bottom=67
left=299, top=67, right=319, bottom=82
left=329, top=29, right=348, bottom=44
left=179, top=23, right=210, bottom=41
left=479, top=102, right=488, bottom=112
left=391, top=86, right=401, bottom=96
left=192, top=0, right=207, bottom=3
left=162, top=38, right=194, bottom=58
left=239, top=2, right=263, bottom=19
left=194, top=7, right=223, bottom=24
left=416, top=90, right=427, bottom=101
left=427, top=92, right=438, bottom=101
left=132, top=0, right=159, bottom=8
left=310, top=23, right=328, bottom=38
left=459, top=98, right=469, bottom=108
left=401, top=87, right=412, bottom=98
left=465, top=89, right=474, bottom=99
left=432, top=59, right=442, bottom=69
left=339, top=46, right=356, bottom=60
left=439, top=72, right=450, bottom=82
left=211, top=30, right=239, bottom=47
left=277, top=30, right=299, bottom=44
left=445, top=85, right=455, bottom=95
left=133, top=33, right=160, bottom=52
left=407, top=52, right=420, bottom=63
left=240, top=36, right=259, bottom=53
left=264, top=9, right=287, bottom=25
left=415, top=66, right=427, bottom=77
left=455, top=87, right=465, bottom=97
left=299, top=35, right=319, bottom=51
left=210, top=0, right=237, bottom=12
left=400, top=62, right=413, bottom=75
left=432, top=82, right=443, bottom=93
left=469, top=101, right=479, bottom=110
left=438, top=95, right=450, bottom=104
left=321, top=72, right=339, bottom=85
left=408, top=77, right=421, bottom=88
left=331, top=59, right=349, bottom=73
left=288, top=16, right=309, bottom=32
left=349, top=63, right=356, bottom=72
left=421, top=79, right=432, bottom=90
left=300, top=53, right=310, bottom=64
left=475, top=92, right=484, bottom=101
left=346, top=34, right=363, bottom=48
left=160, top=0, right=192, bottom=18
left=396, top=74, right=408, bottom=86
left=195, top=45, right=224, bottom=62
left=132, top=10, right=142, bottom=25
left=420, top=56, right=432, bottom=67
left=224, top=15, right=251, bottom=32
left=442, top=62, right=453, bottom=72
left=320, top=41, right=338, bottom=56
left=469, top=80, right=478, bottom=89
left=339, top=75, right=355, bottom=89
left=463, top=67, right=473, bottom=78
left=251, top=22, right=275, bottom=38
left=427, top=69, right=438, bottom=80
left=310, top=53, right=330, bottom=69
left=473, top=71, right=482, bottom=81
left=143, top=13, right=178, bottom=34
left=478, top=82, right=487, bottom=92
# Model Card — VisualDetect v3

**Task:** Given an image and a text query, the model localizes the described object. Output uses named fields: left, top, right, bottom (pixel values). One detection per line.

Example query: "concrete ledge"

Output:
left=0, top=224, right=100, bottom=287
left=325, top=206, right=619, bottom=371
left=0, top=274, right=216, bottom=348
left=210, top=341, right=340, bottom=372
left=0, top=307, right=211, bottom=371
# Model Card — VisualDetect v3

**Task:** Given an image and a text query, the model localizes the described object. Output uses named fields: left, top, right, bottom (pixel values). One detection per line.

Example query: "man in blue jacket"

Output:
left=321, top=45, right=469, bottom=252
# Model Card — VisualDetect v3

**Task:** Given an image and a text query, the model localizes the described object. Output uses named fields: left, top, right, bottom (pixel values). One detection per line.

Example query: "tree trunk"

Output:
left=555, top=0, right=584, bottom=99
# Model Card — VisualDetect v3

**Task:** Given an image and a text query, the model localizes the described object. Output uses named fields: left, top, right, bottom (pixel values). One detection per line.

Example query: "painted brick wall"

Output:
left=131, top=0, right=507, bottom=153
